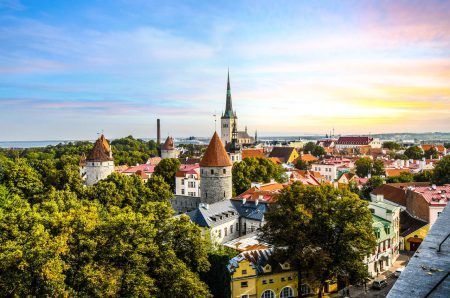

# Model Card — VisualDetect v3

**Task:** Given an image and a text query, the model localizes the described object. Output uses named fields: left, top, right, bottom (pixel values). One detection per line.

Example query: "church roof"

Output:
left=200, top=132, right=232, bottom=167
left=86, top=134, right=113, bottom=162
left=162, top=136, right=175, bottom=150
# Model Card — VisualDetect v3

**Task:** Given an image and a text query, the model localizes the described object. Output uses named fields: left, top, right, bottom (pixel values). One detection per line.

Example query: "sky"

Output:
left=0, top=0, right=449, bottom=141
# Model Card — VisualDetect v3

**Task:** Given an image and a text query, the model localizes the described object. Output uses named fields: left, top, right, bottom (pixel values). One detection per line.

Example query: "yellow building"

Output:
left=402, top=223, right=429, bottom=251
left=228, top=249, right=311, bottom=298
left=268, top=147, right=299, bottom=164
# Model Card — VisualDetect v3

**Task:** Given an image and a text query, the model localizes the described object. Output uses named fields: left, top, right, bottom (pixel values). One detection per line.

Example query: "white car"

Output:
left=394, top=267, right=405, bottom=277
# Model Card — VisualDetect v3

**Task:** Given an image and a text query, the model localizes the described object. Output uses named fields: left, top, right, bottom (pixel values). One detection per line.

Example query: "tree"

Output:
left=382, top=141, right=401, bottom=150
left=260, top=183, right=376, bottom=297
left=303, top=142, right=326, bottom=157
left=303, top=142, right=316, bottom=154
left=404, top=146, right=423, bottom=160
left=372, top=160, right=385, bottom=176
left=424, top=147, right=439, bottom=159
left=361, top=176, right=384, bottom=199
left=432, top=155, right=450, bottom=185
left=355, top=157, right=372, bottom=178
left=386, top=172, right=414, bottom=183
left=295, top=159, right=309, bottom=170
left=232, top=157, right=287, bottom=195
left=153, top=158, right=181, bottom=191
left=0, top=158, right=44, bottom=200
left=311, top=145, right=326, bottom=157
left=413, top=171, right=432, bottom=182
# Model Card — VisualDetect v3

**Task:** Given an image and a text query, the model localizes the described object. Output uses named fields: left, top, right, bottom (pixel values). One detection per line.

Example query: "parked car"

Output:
left=372, top=279, right=388, bottom=290
left=394, top=267, right=405, bottom=277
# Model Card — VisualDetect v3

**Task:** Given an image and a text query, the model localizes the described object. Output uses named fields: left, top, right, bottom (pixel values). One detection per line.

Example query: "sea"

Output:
left=0, top=140, right=82, bottom=149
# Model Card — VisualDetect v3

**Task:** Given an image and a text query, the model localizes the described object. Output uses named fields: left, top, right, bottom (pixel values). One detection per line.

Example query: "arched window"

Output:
left=280, top=286, right=294, bottom=298
left=261, top=290, right=275, bottom=298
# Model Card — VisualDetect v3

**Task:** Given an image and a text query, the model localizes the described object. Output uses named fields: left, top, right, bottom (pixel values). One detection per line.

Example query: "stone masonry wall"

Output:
left=200, top=166, right=232, bottom=204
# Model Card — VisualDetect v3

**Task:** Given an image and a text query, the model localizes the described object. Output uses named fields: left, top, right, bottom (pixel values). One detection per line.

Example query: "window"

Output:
left=181, top=189, right=185, bottom=195
left=280, top=287, right=294, bottom=298
left=269, top=279, right=274, bottom=283
left=438, top=212, right=442, bottom=217
left=230, top=225, right=233, bottom=234
left=181, top=179, right=185, bottom=185
left=225, top=227, right=228, bottom=236
left=300, top=284, right=311, bottom=295
left=236, top=222, right=239, bottom=231
left=262, top=280, right=267, bottom=284
left=224, top=191, right=226, bottom=198
left=241, top=281, right=248, bottom=288
left=242, top=269, right=247, bottom=274
left=281, top=277, right=286, bottom=282
left=211, top=169, right=214, bottom=174
left=241, top=295, right=249, bottom=298
left=223, top=168, right=226, bottom=174
left=261, top=290, right=275, bottom=298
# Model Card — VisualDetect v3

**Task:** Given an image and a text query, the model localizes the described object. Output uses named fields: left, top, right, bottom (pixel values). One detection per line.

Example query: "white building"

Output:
left=311, top=157, right=354, bottom=182
left=175, top=164, right=201, bottom=197
left=335, top=136, right=382, bottom=150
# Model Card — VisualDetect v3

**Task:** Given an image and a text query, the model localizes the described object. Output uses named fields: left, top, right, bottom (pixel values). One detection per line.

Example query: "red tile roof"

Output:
left=412, top=185, right=450, bottom=206
left=200, top=132, right=232, bottom=167
left=336, top=136, right=373, bottom=145
left=242, top=148, right=265, bottom=159
left=385, top=168, right=411, bottom=177
left=123, top=164, right=155, bottom=174
left=162, top=136, right=175, bottom=150
left=234, top=182, right=286, bottom=203
left=176, top=164, right=200, bottom=177
left=86, top=134, right=113, bottom=162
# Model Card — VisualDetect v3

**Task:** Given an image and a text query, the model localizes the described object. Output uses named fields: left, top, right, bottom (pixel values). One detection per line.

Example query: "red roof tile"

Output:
left=200, top=132, right=232, bottom=167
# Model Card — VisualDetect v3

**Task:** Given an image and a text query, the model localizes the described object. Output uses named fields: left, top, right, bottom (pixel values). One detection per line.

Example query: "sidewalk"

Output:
left=330, top=252, right=412, bottom=298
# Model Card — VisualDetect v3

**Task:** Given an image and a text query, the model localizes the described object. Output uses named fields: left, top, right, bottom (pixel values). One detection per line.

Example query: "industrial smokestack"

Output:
left=157, top=119, right=161, bottom=145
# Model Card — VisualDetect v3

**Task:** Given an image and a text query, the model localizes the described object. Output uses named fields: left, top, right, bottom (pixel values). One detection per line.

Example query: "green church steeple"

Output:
left=222, top=69, right=235, bottom=119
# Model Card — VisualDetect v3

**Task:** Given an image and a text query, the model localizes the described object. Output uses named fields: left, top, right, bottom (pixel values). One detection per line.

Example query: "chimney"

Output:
left=157, top=119, right=161, bottom=146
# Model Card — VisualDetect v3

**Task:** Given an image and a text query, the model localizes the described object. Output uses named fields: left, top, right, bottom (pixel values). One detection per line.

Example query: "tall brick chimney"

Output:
left=157, top=119, right=161, bottom=145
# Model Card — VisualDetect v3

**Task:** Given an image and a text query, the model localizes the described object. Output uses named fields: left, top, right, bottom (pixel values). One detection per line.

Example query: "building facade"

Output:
left=175, top=164, right=201, bottom=197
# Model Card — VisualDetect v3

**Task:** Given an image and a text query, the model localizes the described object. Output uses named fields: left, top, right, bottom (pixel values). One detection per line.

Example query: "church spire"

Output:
left=223, top=69, right=234, bottom=119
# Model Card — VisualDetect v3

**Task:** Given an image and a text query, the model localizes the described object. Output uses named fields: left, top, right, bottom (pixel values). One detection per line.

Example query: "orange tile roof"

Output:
left=267, top=157, right=282, bottom=164
left=242, top=148, right=265, bottom=159
left=200, top=132, right=232, bottom=167
left=385, top=168, right=411, bottom=177
left=297, top=153, right=317, bottom=162
left=235, top=182, right=286, bottom=203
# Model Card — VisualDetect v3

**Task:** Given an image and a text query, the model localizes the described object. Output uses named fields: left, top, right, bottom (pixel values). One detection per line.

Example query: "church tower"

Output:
left=221, top=70, right=236, bottom=145
left=227, top=116, right=242, bottom=163
left=84, top=134, right=115, bottom=186
left=200, top=132, right=233, bottom=204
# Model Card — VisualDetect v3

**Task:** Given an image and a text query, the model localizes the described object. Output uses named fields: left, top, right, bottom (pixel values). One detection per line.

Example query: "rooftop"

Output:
left=387, top=205, right=450, bottom=298
left=412, top=185, right=450, bottom=206
left=336, top=136, right=373, bottom=145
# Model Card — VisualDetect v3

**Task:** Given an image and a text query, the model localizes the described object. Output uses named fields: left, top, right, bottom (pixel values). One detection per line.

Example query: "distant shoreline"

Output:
left=1, top=132, right=449, bottom=149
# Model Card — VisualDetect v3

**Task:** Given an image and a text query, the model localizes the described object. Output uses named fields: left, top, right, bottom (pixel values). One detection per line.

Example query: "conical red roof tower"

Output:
left=200, top=132, right=232, bottom=167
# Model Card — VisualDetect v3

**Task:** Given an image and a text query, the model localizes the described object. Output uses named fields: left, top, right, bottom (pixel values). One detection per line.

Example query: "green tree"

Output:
left=361, top=176, right=384, bottom=199
left=311, top=145, right=326, bottom=157
left=386, top=172, right=414, bottom=183
left=424, top=147, right=439, bottom=159
left=295, top=159, right=309, bottom=170
left=0, top=158, right=44, bottom=200
left=413, top=171, right=432, bottom=182
left=432, top=155, right=450, bottom=185
left=394, top=153, right=409, bottom=160
left=372, top=160, right=385, bottom=176
left=153, top=158, right=181, bottom=191
left=303, top=142, right=316, bottom=154
left=260, top=183, right=376, bottom=297
left=232, top=157, right=287, bottom=195
left=355, top=157, right=372, bottom=178
left=382, top=141, right=401, bottom=150
left=404, top=146, right=423, bottom=160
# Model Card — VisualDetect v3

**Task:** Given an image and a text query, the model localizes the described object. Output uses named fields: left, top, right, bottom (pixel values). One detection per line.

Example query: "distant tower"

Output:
left=221, top=69, right=236, bottom=145
left=157, top=119, right=161, bottom=146
left=161, top=136, right=179, bottom=159
left=255, top=130, right=258, bottom=144
left=200, top=132, right=233, bottom=204
left=227, top=116, right=242, bottom=163
left=84, top=134, right=114, bottom=186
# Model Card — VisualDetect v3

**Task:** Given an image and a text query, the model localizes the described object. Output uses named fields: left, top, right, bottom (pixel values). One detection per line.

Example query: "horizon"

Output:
left=1, top=0, right=450, bottom=140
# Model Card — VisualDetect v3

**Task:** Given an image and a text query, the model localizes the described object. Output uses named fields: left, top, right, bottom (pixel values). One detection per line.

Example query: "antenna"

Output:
left=213, top=111, right=217, bottom=131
